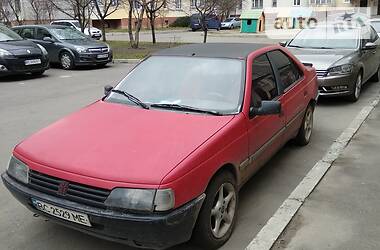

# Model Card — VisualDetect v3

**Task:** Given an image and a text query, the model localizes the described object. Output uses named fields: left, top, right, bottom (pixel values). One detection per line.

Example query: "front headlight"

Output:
left=327, top=64, right=353, bottom=76
left=0, top=48, right=12, bottom=57
left=105, top=188, right=175, bottom=212
left=36, top=44, right=48, bottom=55
left=74, top=46, right=87, bottom=53
left=7, top=156, right=29, bottom=184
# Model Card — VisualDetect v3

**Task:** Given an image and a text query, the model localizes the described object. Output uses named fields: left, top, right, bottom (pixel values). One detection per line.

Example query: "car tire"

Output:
left=347, top=73, right=362, bottom=102
left=192, top=171, right=238, bottom=250
left=60, top=51, right=74, bottom=70
left=230, top=25, right=234, bottom=29
left=294, top=104, right=314, bottom=146
left=31, top=70, right=45, bottom=76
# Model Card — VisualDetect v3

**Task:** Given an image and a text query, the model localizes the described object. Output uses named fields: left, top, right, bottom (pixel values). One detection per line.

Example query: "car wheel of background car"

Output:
left=230, top=25, right=234, bottom=29
left=193, top=171, right=237, bottom=250
left=347, top=72, right=362, bottom=102
left=294, top=104, right=314, bottom=146
left=60, top=51, right=74, bottom=70
left=31, top=70, right=45, bottom=76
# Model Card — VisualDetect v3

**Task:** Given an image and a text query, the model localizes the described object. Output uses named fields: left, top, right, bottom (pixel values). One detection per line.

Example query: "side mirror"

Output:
left=363, top=42, right=377, bottom=50
left=279, top=41, right=287, bottom=47
left=104, top=85, right=113, bottom=95
left=250, top=100, right=281, bottom=117
left=43, top=37, right=54, bottom=43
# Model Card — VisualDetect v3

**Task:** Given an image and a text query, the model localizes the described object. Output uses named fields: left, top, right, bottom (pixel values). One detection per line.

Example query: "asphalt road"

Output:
left=1, top=64, right=379, bottom=250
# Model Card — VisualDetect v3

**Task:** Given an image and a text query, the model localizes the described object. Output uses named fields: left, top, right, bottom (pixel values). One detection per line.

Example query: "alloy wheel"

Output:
left=354, top=74, right=362, bottom=100
left=210, top=183, right=236, bottom=239
left=304, top=107, right=313, bottom=142
left=61, top=53, right=72, bottom=69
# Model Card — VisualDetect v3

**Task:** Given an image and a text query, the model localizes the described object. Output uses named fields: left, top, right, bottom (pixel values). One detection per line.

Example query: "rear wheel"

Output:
left=60, top=51, right=74, bottom=70
left=370, top=66, right=380, bottom=82
left=347, top=73, right=362, bottom=102
left=193, top=171, right=237, bottom=250
left=294, top=104, right=314, bottom=146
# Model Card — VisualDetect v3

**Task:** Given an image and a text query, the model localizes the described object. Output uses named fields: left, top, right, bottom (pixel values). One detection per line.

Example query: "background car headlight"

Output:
left=74, top=46, right=87, bottom=53
left=7, top=156, right=29, bottom=184
left=105, top=188, right=175, bottom=212
left=0, top=48, right=12, bottom=57
left=36, top=44, right=48, bottom=56
left=327, top=64, right=353, bottom=76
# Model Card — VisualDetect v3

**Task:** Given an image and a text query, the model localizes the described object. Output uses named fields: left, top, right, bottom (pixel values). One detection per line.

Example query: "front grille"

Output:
left=28, top=170, right=110, bottom=208
left=316, top=70, right=327, bottom=78
left=88, top=47, right=108, bottom=53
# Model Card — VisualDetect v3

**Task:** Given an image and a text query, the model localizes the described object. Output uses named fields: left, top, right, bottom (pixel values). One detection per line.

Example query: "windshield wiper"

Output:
left=150, top=103, right=222, bottom=116
left=287, top=44, right=305, bottom=48
left=309, top=46, right=333, bottom=49
left=111, top=89, right=150, bottom=110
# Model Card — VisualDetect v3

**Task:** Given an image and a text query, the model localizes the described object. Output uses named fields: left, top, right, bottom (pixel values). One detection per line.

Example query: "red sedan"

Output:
left=2, top=43, right=318, bottom=249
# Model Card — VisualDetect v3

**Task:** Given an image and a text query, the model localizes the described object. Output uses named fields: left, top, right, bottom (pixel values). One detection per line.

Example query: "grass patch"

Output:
left=108, top=41, right=185, bottom=59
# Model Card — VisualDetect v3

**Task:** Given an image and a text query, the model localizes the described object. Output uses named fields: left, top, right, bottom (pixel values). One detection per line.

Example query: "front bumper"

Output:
left=2, top=172, right=205, bottom=249
left=75, top=52, right=113, bottom=66
left=0, top=56, right=49, bottom=76
left=317, top=73, right=356, bottom=97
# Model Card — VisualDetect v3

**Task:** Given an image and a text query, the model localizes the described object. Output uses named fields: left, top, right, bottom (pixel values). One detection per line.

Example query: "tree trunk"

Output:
left=150, top=15, right=156, bottom=44
left=101, top=19, right=106, bottom=42
left=128, top=9, right=136, bottom=48
left=203, top=28, right=208, bottom=43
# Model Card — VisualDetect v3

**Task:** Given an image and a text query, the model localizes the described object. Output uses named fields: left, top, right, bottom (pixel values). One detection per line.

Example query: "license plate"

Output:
left=25, top=59, right=41, bottom=65
left=32, top=199, right=92, bottom=227
left=97, top=54, right=108, bottom=59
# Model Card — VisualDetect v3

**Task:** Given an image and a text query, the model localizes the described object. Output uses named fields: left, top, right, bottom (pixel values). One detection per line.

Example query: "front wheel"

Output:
left=192, top=171, right=237, bottom=249
left=294, top=104, right=314, bottom=146
left=347, top=73, right=362, bottom=102
left=60, top=51, right=74, bottom=70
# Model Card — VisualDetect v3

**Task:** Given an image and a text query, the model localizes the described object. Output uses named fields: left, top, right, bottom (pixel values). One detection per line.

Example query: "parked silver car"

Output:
left=370, top=18, right=380, bottom=36
left=284, top=25, right=380, bottom=101
left=221, top=17, right=241, bottom=29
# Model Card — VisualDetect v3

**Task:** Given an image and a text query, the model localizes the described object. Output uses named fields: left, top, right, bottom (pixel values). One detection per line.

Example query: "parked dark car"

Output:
left=13, top=25, right=113, bottom=70
left=2, top=43, right=318, bottom=249
left=0, top=24, right=49, bottom=77
left=190, top=14, right=221, bottom=31
left=284, top=24, right=380, bottom=102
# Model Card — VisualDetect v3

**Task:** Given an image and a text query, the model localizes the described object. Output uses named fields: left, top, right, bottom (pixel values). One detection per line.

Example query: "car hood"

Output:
left=63, top=39, right=107, bottom=48
left=0, top=40, right=41, bottom=55
left=15, top=101, right=234, bottom=185
left=287, top=48, right=355, bottom=70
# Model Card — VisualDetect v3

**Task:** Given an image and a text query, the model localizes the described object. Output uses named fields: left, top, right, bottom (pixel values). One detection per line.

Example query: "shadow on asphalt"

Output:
left=0, top=73, right=49, bottom=83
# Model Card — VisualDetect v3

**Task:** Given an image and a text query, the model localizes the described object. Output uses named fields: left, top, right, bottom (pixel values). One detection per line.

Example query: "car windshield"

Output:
left=288, top=27, right=359, bottom=49
left=0, top=25, right=23, bottom=42
left=371, top=21, right=380, bottom=33
left=49, top=27, right=88, bottom=40
left=71, top=21, right=80, bottom=28
left=106, top=56, right=244, bottom=114
left=224, top=18, right=233, bottom=22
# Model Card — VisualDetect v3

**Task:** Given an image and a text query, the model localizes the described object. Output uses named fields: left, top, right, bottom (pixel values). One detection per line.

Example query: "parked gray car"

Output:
left=13, top=25, right=112, bottom=70
left=284, top=25, right=380, bottom=101
left=221, top=17, right=241, bottom=29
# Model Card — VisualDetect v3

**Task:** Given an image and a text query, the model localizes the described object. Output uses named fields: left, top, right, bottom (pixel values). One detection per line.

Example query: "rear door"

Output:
left=243, top=53, right=285, bottom=181
left=267, top=50, right=307, bottom=142
left=361, top=26, right=376, bottom=81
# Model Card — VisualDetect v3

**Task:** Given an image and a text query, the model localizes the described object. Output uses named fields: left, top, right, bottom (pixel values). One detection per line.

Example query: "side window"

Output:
left=267, top=50, right=302, bottom=90
left=19, top=28, right=34, bottom=39
left=370, top=26, right=379, bottom=42
left=361, top=27, right=371, bottom=46
left=36, top=28, right=52, bottom=40
left=251, top=54, right=278, bottom=108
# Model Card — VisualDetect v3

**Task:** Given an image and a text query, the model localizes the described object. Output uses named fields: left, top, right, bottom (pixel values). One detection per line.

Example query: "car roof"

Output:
left=153, top=43, right=272, bottom=60
left=13, top=24, right=68, bottom=29
left=52, top=20, right=78, bottom=23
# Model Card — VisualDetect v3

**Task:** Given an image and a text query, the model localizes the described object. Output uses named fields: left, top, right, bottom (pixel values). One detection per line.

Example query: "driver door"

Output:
left=33, top=28, right=59, bottom=62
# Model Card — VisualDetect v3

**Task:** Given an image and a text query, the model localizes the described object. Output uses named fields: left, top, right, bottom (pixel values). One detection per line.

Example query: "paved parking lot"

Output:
left=1, top=64, right=380, bottom=250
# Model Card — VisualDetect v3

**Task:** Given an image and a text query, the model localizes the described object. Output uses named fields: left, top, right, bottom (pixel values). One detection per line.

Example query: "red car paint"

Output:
left=13, top=45, right=318, bottom=208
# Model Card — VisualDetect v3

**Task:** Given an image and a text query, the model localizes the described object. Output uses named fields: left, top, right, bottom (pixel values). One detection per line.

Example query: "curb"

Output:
left=246, top=94, right=380, bottom=250
left=113, top=59, right=141, bottom=64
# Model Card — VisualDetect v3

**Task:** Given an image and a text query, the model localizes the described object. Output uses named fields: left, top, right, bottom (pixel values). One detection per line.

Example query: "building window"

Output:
left=343, top=0, right=350, bottom=3
left=252, top=0, right=263, bottom=9
left=272, top=0, right=277, bottom=7
left=310, top=0, right=332, bottom=4
left=175, top=0, right=182, bottom=9
left=191, top=0, right=196, bottom=8
left=294, top=0, right=301, bottom=5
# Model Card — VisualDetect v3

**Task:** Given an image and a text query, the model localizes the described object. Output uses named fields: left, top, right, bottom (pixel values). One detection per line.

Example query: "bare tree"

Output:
left=217, top=0, right=241, bottom=21
left=1, top=0, right=23, bottom=25
left=48, top=0, right=93, bottom=32
left=145, top=0, right=166, bottom=43
left=92, top=0, right=121, bottom=42
left=28, top=0, right=45, bottom=24
left=194, top=0, right=219, bottom=43
left=126, top=0, right=145, bottom=48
